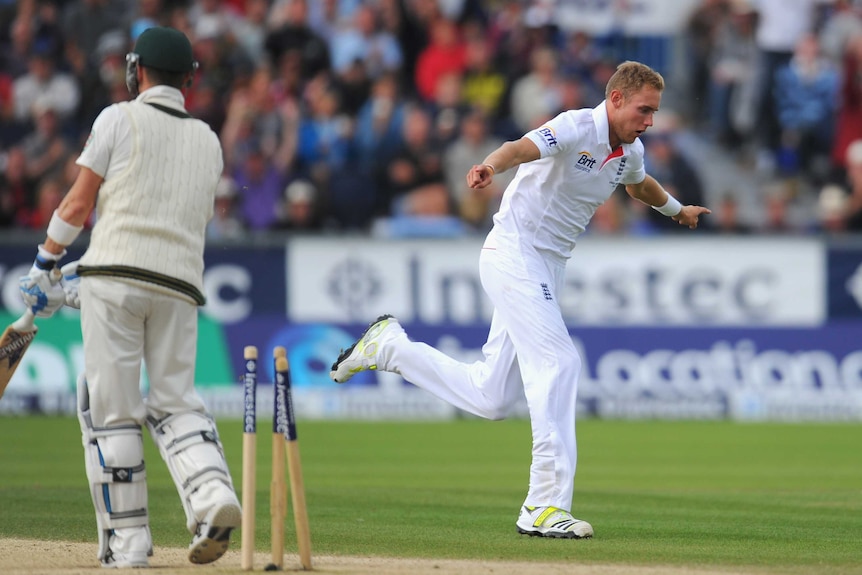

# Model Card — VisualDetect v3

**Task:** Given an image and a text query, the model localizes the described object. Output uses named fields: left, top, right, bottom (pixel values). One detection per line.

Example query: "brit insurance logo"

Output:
left=536, top=125, right=558, bottom=148
left=575, top=151, right=597, bottom=173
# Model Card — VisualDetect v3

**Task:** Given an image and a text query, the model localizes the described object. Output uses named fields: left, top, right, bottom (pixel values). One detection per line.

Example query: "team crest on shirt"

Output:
left=575, top=151, right=597, bottom=173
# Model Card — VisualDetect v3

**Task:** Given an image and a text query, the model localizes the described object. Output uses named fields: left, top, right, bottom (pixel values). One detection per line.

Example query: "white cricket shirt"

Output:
left=77, top=85, right=223, bottom=304
left=492, top=101, right=645, bottom=259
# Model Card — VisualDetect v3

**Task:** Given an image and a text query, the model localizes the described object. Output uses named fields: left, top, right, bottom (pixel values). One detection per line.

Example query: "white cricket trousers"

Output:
left=380, top=227, right=581, bottom=511
left=79, top=276, right=208, bottom=427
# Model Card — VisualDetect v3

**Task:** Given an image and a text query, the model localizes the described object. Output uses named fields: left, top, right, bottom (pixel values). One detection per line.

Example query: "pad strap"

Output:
left=77, top=376, right=151, bottom=562
left=147, top=411, right=235, bottom=532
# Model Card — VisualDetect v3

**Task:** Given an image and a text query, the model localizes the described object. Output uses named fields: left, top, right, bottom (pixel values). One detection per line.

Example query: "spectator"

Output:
left=817, top=184, right=849, bottom=232
left=427, top=71, right=470, bottom=145
left=0, top=147, right=35, bottom=228
left=353, top=72, right=405, bottom=168
left=296, top=77, right=352, bottom=186
left=751, top=0, right=821, bottom=168
left=188, top=77, right=227, bottom=134
left=232, top=141, right=285, bottom=231
left=221, top=65, right=295, bottom=173
left=711, top=193, right=753, bottom=234
left=461, top=35, right=508, bottom=121
left=61, top=0, right=127, bottom=57
left=12, top=40, right=81, bottom=124
left=443, top=109, right=509, bottom=231
left=387, top=0, right=438, bottom=93
left=509, top=46, right=562, bottom=132
left=0, top=70, right=14, bottom=143
left=560, top=30, right=603, bottom=88
left=841, top=139, right=862, bottom=231
left=73, top=29, right=129, bottom=133
left=641, top=114, right=707, bottom=233
left=333, top=58, right=372, bottom=117
left=760, top=183, right=795, bottom=233
left=329, top=3, right=402, bottom=79
left=187, top=0, right=241, bottom=38
left=276, top=178, right=322, bottom=231
left=191, top=11, right=253, bottom=103
left=207, top=175, right=246, bottom=240
left=832, top=34, right=862, bottom=178
left=685, top=0, right=731, bottom=124
left=2, top=15, right=36, bottom=79
left=414, top=18, right=466, bottom=102
left=232, top=0, right=271, bottom=66
left=709, top=0, right=759, bottom=150
left=306, top=0, right=342, bottom=43
left=24, top=175, right=63, bottom=229
left=818, top=0, right=862, bottom=64
left=379, top=104, right=450, bottom=217
left=265, top=0, right=331, bottom=82
left=773, top=34, right=839, bottom=182
left=20, top=98, right=70, bottom=183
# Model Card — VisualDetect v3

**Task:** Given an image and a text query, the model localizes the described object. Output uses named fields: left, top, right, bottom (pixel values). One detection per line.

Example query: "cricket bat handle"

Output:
left=286, top=439, right=312, bottom=570
left=12, top=309, right=36, bottom=332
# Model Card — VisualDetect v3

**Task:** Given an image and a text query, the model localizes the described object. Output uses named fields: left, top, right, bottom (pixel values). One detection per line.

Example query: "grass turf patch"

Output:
left=0, top=417, right=860, bottom=573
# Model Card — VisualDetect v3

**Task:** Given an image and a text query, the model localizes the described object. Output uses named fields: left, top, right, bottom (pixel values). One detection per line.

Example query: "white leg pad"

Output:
left=146, top=411, right=237, bottom=532
left=77, top=377, right=151, bottom=563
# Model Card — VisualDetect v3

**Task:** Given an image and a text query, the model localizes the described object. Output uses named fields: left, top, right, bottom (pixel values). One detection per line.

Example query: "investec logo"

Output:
left=575, top=151, right=597, bottom=173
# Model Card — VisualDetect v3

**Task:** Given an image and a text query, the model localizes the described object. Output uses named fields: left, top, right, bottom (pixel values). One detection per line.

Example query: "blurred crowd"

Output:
left=1, top=0, right=862, bottom=239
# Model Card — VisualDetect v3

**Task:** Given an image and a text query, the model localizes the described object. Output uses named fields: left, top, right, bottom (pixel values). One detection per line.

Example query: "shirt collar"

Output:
left=136, top=85, right=187, bottom=109
left=591, top=100, right=612, bottom=149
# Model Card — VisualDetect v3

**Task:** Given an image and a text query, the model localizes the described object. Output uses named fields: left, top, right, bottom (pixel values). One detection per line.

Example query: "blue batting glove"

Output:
left=19, top=245, right=67, bottom=318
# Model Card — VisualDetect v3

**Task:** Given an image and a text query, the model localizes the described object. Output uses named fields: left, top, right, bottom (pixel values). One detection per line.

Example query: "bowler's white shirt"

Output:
left=491, top=101, right=646, bottom=259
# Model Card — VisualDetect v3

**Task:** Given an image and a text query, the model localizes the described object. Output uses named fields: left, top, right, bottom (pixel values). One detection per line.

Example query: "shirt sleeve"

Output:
left=620, top=138, right=646, bottom=185
left=76, top=104, right=128, bottom=178
left=523, top=111, right=577, bottom=158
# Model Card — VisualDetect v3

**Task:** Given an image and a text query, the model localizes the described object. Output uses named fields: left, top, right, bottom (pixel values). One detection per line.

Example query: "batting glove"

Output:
left=19, top=245, right=67, bottom=318
left=60, top=260, right=81, bottom=309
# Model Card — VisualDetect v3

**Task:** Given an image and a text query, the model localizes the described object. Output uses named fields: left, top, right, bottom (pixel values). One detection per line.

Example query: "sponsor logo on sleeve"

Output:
left=536, top=125, right=558, bottom=148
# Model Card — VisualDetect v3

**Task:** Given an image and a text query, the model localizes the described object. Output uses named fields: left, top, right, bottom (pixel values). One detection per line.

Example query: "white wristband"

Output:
left=47, top=210, right=83, bottom=246
left=652, top=194, right=683, bottom=217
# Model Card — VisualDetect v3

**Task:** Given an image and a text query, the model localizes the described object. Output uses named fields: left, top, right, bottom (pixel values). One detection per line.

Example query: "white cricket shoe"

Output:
left=516, top=505, right=594, bottom=539
left=101, top=527, right=151, bottom=568
left=101, top=551, right=149, bottom=569
left=330, top=315, right=402, bottom=383
left=188, top=499, right=242, bottom=564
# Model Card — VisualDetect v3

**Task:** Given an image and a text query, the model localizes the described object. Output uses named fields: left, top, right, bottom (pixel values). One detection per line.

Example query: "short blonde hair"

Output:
left=605, top=61, right=665, bottom=99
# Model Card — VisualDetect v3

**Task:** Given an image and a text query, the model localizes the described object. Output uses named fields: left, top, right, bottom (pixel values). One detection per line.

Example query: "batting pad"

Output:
left=77, top=378, right=150, bottom=561
left=146, top=411, right=236, bottom=532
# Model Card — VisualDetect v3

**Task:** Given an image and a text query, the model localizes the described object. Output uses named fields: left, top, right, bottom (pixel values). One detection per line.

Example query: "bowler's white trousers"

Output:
left=79, top=276, right=208, bottom=427
left=379, top=227, right=581, bottom=511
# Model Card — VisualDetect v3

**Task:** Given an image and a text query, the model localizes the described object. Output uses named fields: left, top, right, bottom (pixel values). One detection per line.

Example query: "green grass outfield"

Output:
left=1, top=417, right=860, bottom=574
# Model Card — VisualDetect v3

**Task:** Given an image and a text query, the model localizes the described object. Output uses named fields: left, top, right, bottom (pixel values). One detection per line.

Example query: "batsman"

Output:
left=18, top=27, right=241, bottom=568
